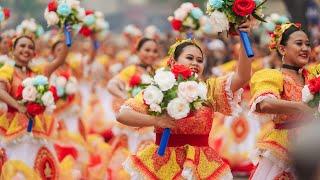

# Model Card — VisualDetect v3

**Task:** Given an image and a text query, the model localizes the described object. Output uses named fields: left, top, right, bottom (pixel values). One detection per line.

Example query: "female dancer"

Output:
left=0, top=33, right=68, bottom=179
left=249, top=23, right=313, bottom=179
left=117, top=21, right=252, bottom=179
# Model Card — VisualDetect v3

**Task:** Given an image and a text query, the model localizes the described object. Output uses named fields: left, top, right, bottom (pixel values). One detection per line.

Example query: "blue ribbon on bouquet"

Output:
left=239, top=31, right=254, bottom=58
left=157, top=128, right=171, bottom=156
left=27, top=117, right=34, bottom=133
left=186, top=31, right=194, bottom=39
left=64, top=23, right=72, bottom=47
left=93, top=40, right=100, bottom=50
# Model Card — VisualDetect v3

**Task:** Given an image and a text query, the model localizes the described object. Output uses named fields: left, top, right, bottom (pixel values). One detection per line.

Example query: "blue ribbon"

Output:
left=186, top=32, right=194, bottom=39
left=239, top=31, right=254, bottom=58
left=27, top=117, right=34, bottom=133
left=93, top=40, right=99, bottom=50
left=157, top=128, right=171, bottom=156
left=64, top=23, right=72, bottom=47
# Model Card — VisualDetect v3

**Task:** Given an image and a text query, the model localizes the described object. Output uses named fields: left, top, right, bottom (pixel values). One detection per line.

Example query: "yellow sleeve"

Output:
left=250, top=69, right=283, bottom=103
left=207, top=74, right=237, bottom=116
left=30, top=63, right=46, bottom=74
left=117, top=65, right=137, bottom=83
left=0, top=63, right=14, bottom=90
left=122, top=92, right=148, bottom=114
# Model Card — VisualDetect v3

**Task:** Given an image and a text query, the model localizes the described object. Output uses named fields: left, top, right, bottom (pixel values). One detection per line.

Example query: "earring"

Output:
left=282, top=53, right=286, bottom=63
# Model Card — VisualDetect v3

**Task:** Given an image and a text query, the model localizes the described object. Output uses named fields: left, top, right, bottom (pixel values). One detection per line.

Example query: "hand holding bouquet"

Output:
left=16, top=75, right=58, bottom=132
left=44, top=0, right=85, bottom=47
left=206, top=0, right=267, bottom=57
left=142, top=65, right=208, bottom=156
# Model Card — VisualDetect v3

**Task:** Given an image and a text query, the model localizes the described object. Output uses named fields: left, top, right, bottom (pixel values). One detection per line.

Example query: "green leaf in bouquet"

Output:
left=255, top=0, right=268, bottom=10
left=308, top=94, right=320, bottom=108
left=252, top=13, right=267, bottom=23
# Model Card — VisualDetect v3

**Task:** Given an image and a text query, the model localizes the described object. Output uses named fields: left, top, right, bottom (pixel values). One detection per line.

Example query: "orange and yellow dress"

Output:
left=122, top=73, right=241, bottom=179
left=0, top=63, right=59, bottom=179
left=249, top=68, right=311, bottom=177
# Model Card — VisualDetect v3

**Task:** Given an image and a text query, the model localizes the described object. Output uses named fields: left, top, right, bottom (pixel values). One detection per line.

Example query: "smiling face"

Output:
left=279, top=31, right=311, bottom=67
left=172, top=45, right=205, bottom=75
left=137, top=40, right=159, bottom=65
left=13, top=37, right=35, bottom=65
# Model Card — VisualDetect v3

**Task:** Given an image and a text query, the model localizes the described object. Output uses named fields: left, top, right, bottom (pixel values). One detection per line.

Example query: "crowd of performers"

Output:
left=0, top=4, right=318, bottom=180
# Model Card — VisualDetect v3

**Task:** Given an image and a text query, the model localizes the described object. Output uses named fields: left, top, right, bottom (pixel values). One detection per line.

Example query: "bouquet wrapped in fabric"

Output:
left=16, top=75, right=58, bottom=132
left=168, top=2, right=205, bottom=38
left=44, top=0, right=85, bottom=46
left=16, top=19, right=45, bottom=39
left=142, top=65, right=208, bottom=156
left=79, top=10, right=109, bottom=49
left=206, top=0, right=267, bottom=57
left=0, top=6, right=10, bottom=24
left=49, top=71, right=78, bottom=100
left=302, top=65, right=320, bottom=110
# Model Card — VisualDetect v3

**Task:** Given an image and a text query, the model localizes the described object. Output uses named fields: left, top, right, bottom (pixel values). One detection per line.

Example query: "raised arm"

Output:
left=230, top=20, right=253, bottom=92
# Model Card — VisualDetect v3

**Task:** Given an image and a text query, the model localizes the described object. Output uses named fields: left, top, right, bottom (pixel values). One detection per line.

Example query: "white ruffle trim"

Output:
left=123, top=158, right=146, bottom=180
left=0, top=133, right=49, bottom=146
left=182, top=166, right=233, bottom=180
left=225, top=73, right=244, bottom=116
left=248, top=94, right=277, bottom=124
left=250, top=149, right=289, bottom=170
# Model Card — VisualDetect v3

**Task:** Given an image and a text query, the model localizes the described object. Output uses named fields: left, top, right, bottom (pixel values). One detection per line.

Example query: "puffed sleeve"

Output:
left=0, top=63, right=14, bottom=91
left=117, top=65, right=137, bottom=83
left=249, top=69, right=284, bottom=122
left=119, top=92, right=148, bottom=114
left=207, top=73, right=243, bottom=116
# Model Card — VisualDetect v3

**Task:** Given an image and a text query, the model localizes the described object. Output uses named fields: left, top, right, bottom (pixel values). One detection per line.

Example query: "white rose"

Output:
left=96, top=19, right=108, bottom=30
left=209, top=11, right=230, bottom=34
left=66, top=0, right=80, bottom=9
left=302, top=85, right=314, bottom=103
left=143, top=85, right=164, bottom=105
left=198, top=82, right=208, bottom=100
left=65, top=82, right=77, bottom=95
left=94, top=11, right=104, bottom=18
left=141, top=74, right=153, bottom=84
left=167, top=98, right=190, bottom=120
left=174, top=8, right=188, bottom=21
left=22, top=86, right=37, bottom=101
left=44, top=9, right=59, bottom=26
left=180, top=2, right=194, bottom=12
left=76, top=8, right=86, bottom=20
left=56, top=76, right=67, bottom=87
left=154, top=70, right=176, bottom=91
left=22, top=78, right=34, bottom=87
left=41, top=91, right=55, bottom=106
left=150, top=104, right=162, bottom=113
left=199, top=16, right=209, bottom=26
left=68, top=76, right=78, bottom=84
left=28, top=21, right=37, bottom=32
left=178, top=81, right=199, bottom=102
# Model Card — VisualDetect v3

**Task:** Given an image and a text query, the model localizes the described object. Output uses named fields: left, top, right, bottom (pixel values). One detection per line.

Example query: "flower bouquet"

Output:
left=168, top=2, right=205, bottom=38
left=44, top=0, right=85, bottom=47
left=206, top=0, right=267, bottom=57
left=79, top=10, right=109, bottom=49
left=16, top=19, right=45, bottom=39
left=128, top=74, right=154, bottom=98
left=16, top=75, right=58, bottom=132
left=49, top=71, right=78, bottom=101
left=142, top=65, right=208, bottom=156
left=263, top=13, right=289, bottom=32
left=0, top=6, right=10, bottom=25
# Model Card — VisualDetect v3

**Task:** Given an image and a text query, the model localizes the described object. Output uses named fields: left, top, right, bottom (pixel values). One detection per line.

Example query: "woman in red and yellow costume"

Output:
left=249, top=23, right=314, bottom=179
left=107, top=37, right=160, bottom=153
left=116, top=21, right=253, bottom=179
left=0, top=31, right=68, bottom=179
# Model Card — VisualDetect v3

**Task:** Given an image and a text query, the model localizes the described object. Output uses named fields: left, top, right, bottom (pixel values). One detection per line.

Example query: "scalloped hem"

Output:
left=123, top=158, right=149, bottom=180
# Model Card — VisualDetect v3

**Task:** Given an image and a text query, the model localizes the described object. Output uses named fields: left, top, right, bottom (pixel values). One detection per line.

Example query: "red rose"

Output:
left=308, top=77, right=320, bottom=94
left=232, top=0, right=256, bottom=17
left=79, top=26, right=92, bottom=37
left=49, top=86, right=59, bottom=101
left=85, top=10, right=94, bottom=15
left=26, top=102, right=45, bottom=116
left=67, top=94, right=75, bottom=103
left=3, top=8, right=10, bottom=19
left=171, top=64, right=192, bottom=80
left=15, top=84, right=23, bottom=99
left=48, top=0, right=58, bottom=12
left=129, top=74, right=141, bottom=87
left=171, top=19, right=182, bottom=31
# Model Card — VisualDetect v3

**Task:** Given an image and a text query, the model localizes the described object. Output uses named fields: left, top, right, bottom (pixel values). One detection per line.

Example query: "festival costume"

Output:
left=0, top=63, right=59, bottom=179
left=122, top=73, right=241, bottom=179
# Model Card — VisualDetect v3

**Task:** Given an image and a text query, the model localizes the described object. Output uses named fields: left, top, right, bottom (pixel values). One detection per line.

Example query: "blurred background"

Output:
left=1, top=0, right=319, bottom=33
